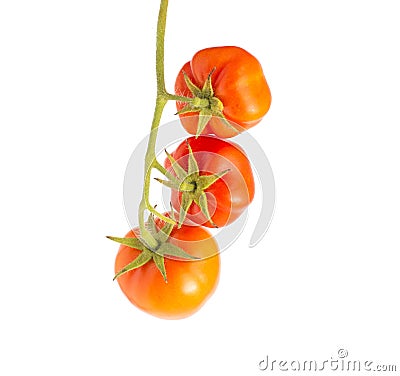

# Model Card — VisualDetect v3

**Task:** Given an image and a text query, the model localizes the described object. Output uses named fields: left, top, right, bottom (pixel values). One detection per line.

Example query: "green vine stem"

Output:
left=137, top=0, right=192, bottom=249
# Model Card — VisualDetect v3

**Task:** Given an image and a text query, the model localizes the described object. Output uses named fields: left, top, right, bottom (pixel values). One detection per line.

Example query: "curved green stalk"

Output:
left=138, top=0, right=183, bottom=249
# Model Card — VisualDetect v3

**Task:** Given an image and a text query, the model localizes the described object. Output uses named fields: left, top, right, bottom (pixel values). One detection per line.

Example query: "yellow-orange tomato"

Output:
left=175, top=46, right=271, bottom=138
left=115, top=225, right=220, bottom=320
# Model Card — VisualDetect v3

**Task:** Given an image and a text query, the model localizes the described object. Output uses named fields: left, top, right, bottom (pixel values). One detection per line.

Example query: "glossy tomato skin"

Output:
left=175, top=46, right=271, bottom=138
left=115, top=225, right=220, bottom=320
left=165, top=136, right=255, bottom=227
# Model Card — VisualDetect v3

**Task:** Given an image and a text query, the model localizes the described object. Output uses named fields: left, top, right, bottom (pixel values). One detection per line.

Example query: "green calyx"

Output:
left=107, top=213, right=198, bottom=283
left=177, top=68, right=235, bottom=137
left=155, top=141, right=230, bottom=228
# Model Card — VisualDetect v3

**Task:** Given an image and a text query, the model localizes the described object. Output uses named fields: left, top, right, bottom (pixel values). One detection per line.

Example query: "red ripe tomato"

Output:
left=175, top=46, right=271, bottom=138
left=165, top=136, right=255, bottom=228
left=115, top=225, right=220, bottom=320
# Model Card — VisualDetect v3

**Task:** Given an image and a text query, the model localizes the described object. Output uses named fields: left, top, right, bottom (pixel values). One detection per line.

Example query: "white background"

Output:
left=1, top=0, right=399, bottom=375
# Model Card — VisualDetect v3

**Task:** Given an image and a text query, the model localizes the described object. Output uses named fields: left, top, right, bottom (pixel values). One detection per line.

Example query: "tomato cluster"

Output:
left=108, top=3, right=271, bottom=320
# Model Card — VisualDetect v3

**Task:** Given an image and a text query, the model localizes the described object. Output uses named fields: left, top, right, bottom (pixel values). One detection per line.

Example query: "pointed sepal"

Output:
left=106, top=236, right=147, bottom=251
left=145, top=214, right=158, bottom=235
left=158, top=242, right=199, bottom=260
left=178, top=193, right=194, bottom=228
left=198, top=169, right=230, bottom=190
left=175, top=104, right=199, bottom=116
left=165, top=149, right=187, bottom=180
left=183, top=71, right=202, bottom=97
left=154, top=177, right=180, bottom=190
left=196, top=110, right=212, bottom=138
left=213, top=112, right=240, bottom=135
left=153, top=253, right=167, bottom=282
left=202, top=67, right=216, bottom=97
left=185, top=140, right=199, bottom=176
left=194, top=192, right=218, bottom=228
left=155, top=220, right=174, bottom=244
left=113, top=248, right=153, bottom=280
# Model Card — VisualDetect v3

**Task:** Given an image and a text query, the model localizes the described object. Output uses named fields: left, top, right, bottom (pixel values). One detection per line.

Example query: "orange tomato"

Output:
left=115, top=225, right=220, bottom=320
left=165, top=136, right=255, bottom=228
left=175, top=46, right=271, bottom=138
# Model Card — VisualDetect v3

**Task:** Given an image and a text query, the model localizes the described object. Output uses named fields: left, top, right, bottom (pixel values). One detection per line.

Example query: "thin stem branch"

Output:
left=137, top=0, right=172, bottom=249
left=155, top=0, right=168, bottom=95
left=165, top=93, right=193, bottom=103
